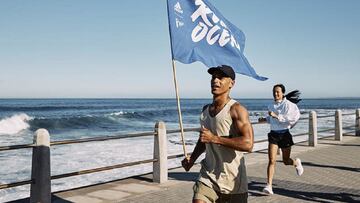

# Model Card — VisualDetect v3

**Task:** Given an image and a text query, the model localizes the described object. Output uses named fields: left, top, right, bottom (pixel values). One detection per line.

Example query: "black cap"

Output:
left=207, top=65, right=235, bottom=80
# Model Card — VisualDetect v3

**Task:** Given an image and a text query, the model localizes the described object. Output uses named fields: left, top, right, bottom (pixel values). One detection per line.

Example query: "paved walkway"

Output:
left=12, top=135, right=360, bottom=203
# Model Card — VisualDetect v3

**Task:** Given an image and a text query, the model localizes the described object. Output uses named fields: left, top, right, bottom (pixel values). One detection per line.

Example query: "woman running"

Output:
left=258, top=84, right=303, bottom=195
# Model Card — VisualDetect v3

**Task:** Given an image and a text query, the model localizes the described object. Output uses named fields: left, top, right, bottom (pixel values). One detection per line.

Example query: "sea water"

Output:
left=0, top=98, right=359, bottom=202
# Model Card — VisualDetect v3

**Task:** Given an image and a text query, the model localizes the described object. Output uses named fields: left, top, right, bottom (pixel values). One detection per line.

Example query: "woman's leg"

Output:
left=281, top=147, right=294, bottom=165
left=282, top=146, right=304, bottom=175
left=267, top=143, right=278, bottom=185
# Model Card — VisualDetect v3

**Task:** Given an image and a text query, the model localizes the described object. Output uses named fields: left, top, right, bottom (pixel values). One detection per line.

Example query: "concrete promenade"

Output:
left=12, top=135, right=360, bottom=203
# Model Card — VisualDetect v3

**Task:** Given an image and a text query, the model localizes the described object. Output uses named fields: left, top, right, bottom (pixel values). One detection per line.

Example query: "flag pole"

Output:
left=167, top=0, right=187, bottom=159
left=171, top=59, right=188, bottom=159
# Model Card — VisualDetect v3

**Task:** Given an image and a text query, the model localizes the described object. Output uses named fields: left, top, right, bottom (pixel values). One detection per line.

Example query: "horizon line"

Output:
left=0, top=97, right=360, bottom=100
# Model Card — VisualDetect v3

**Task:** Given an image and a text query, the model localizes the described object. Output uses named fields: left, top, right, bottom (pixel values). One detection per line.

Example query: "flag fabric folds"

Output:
left=167, top=0, right=267, bottom=81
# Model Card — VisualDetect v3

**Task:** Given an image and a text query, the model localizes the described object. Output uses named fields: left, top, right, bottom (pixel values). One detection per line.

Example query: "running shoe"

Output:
left=295, top=158, right=304, bottom=176
left=262, top=184, right=274, bottom=195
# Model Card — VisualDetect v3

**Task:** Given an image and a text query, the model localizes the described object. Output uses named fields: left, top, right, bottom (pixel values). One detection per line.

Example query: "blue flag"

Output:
left=167, top=0, right=267, bottom=81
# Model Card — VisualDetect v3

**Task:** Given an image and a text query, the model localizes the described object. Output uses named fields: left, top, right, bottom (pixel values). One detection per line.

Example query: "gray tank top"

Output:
left=199, top=99, right=248, bottom=194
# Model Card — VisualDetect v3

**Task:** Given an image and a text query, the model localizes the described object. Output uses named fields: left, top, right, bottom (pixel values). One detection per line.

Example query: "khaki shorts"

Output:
left=193, top=181, right=248, bottom=203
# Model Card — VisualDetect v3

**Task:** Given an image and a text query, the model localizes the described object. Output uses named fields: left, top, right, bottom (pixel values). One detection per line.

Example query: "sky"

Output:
left=0, top=0, right=359, bottom=99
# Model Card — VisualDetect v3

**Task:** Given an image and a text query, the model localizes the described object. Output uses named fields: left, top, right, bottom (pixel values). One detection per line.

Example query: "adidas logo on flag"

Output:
left=176, top=18, right=184, bottom=28
left=174, top=2, right=183, bottom=14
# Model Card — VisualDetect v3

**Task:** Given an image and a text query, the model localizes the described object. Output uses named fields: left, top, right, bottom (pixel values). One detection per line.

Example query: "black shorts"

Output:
left=268, top=130, right=294, bottom=148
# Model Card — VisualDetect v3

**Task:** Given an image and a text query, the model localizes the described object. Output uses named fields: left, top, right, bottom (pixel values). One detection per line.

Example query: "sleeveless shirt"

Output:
left=198, top=99, right=248, bottom=194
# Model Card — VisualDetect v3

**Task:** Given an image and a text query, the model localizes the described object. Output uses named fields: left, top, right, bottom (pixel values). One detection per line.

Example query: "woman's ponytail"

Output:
left=285, top=90, right=301, bottom=104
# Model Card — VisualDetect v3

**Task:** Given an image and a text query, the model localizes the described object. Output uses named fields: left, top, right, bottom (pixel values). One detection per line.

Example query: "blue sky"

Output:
left=0, top=0, right=359, bottom=98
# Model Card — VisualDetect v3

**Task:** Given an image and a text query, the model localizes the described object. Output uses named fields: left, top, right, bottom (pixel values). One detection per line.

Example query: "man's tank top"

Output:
left=198, top=99, right=248, bottom=194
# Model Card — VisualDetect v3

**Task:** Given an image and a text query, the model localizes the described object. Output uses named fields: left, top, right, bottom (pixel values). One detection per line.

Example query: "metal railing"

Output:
left=0, top=109, right=359, bottom=201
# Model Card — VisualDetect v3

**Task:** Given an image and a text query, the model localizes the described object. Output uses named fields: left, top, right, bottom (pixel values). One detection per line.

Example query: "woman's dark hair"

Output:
left=273, top=84, right=302, bottom=104
left=273, top=84, right=286, bottom=94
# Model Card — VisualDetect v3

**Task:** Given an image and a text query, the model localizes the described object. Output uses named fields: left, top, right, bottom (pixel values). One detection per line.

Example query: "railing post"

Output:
left=335, top=110, right=343, bottom=141
left=30, top=129, right=51, bottom=203
left=153, top=121, right=168, bottom=183
left=356, top=109, right=360, bottom=136
left=309, top=111, right=317, bottom=146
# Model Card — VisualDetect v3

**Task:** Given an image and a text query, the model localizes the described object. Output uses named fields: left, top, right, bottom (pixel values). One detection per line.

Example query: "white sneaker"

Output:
left=262, top=184, right=274, bottom=195
left=295, top=158, right=304, bottom=176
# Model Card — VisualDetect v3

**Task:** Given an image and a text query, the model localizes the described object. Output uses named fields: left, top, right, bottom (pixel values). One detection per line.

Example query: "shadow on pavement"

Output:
left=168, top=172, right=198, bottom=181
left=248, top=176, right=360, bottom=202
left=6, top=195, right=73, bottom=203
left=302, top=161, right=360, bottom=172
left=320, top=142, right=360, bottom=147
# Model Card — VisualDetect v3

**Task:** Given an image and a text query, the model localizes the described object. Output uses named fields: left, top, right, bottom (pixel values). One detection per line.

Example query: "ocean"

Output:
left=0, top=98, right=359, bottom=202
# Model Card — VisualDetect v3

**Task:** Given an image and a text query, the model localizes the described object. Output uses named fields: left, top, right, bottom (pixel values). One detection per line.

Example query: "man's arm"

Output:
left=200, top=103, right=254, bottom=152
left=181, top=137, right=205, bottom=171
left=181, top=105, right=208, bottom=171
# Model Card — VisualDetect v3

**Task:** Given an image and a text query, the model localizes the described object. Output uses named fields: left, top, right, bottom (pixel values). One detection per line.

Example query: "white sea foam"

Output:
left=110, top=111, right=125, bottom=116
left=0, top=113, right=32, bottom=135
left=109, top=111, right=134, bottom=116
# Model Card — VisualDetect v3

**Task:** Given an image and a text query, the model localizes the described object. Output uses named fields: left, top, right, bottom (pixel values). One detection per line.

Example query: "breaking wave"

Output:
left=0, top=113, right=32, bottom=135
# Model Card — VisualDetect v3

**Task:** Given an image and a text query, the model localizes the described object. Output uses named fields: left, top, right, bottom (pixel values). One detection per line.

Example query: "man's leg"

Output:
left=216, top=192, right=248, bottom=203
left=193, top=181, right=218, bottom=203
left=194, top=199, right=208, bottom=203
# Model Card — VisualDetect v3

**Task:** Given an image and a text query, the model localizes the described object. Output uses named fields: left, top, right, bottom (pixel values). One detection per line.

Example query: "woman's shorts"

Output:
left=268, top=130, right=294, bottom=148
